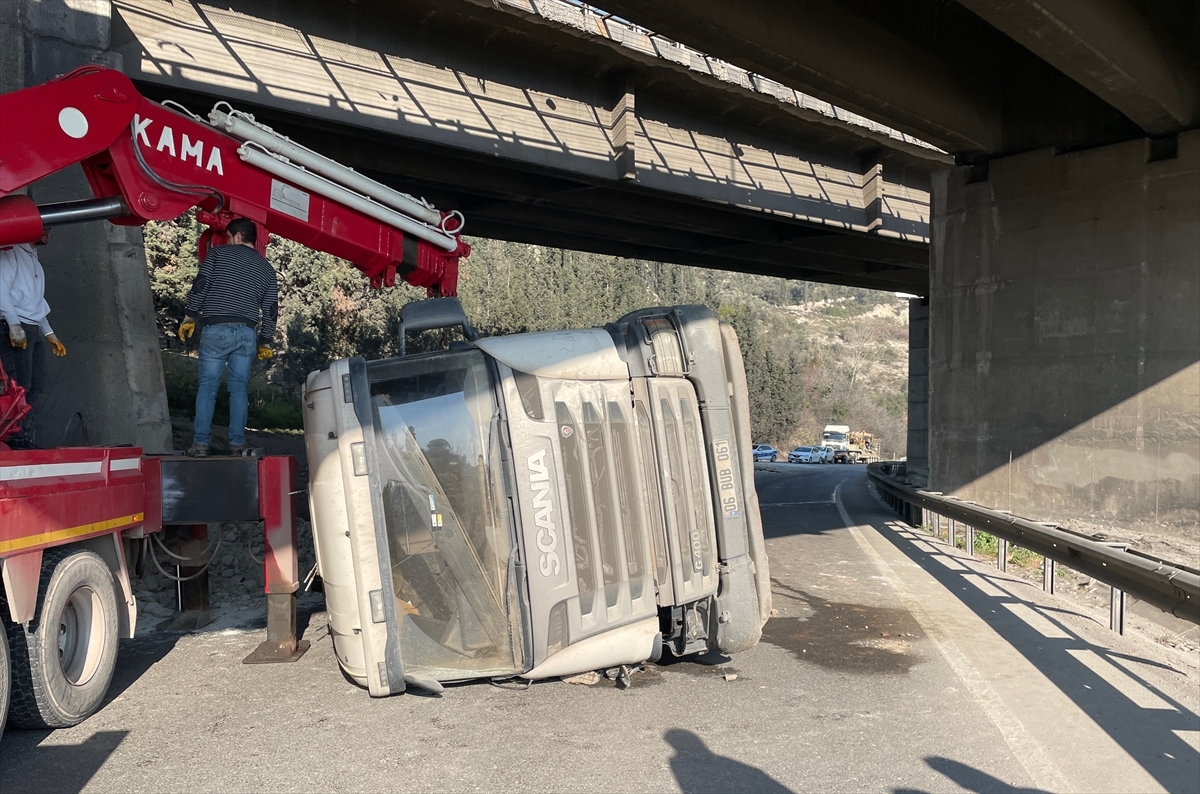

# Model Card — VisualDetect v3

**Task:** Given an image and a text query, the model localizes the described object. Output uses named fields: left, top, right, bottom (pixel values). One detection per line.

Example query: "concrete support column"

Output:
left=929, top=132, right=1199, bottom=541
left=6, top=0, right=171, bottom=450
left=906, top=297, right=930, bottom=484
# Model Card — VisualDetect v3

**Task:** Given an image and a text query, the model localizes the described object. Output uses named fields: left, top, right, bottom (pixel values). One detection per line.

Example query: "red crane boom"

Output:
left=0, top=66, right=468, bottom=294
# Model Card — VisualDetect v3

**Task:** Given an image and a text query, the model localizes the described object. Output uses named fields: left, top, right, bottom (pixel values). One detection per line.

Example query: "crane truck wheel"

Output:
left=1, top=615, right=9, bottom=739
left=6, top=550, right=120, bottom=729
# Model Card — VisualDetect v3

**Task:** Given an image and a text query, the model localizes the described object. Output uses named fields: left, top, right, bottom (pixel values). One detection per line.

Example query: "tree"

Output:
left=144, top=219, right=908, bottom=450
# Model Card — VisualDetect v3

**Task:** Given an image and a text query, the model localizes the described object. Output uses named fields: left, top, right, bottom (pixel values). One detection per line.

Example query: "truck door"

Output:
left=318, top=353, right=525, bottom=693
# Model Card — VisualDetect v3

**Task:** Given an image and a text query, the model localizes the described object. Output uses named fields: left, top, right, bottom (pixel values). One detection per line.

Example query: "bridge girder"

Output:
left=111, top=0, right=940, bottom=294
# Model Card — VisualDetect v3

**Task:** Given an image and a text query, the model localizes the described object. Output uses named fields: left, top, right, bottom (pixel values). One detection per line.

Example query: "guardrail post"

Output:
left=948, top=519, right=957, bottom=549
left=997, top=538, right=1008, bottom=572
left=1043, top=557, right=1055, bottom=593
left=932, top=513, right=940, bottom=540
left=965, top=524, right=975, bottom=557
left=1110, top=587, right=1126, bottom=635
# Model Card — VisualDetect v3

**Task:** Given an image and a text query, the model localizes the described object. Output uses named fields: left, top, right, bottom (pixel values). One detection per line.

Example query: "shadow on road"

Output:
left=846, top=476, right=1200, bottom=793
left=105, top=634, right=180, bottom=704
left=0, top=730, right=128, bottom=794
left=894, top=755, right=1054, bottom=793
left=664, top=729, right=794, bottom=794
left=0, top=634, right=174, bottom=787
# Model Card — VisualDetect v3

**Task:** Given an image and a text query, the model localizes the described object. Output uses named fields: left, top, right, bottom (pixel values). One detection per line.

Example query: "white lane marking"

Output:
left=110, top=458, right=141, bottom=471
left=0, top=461, right=104, bottom=481
left=834, top=482, right=1072, bottom=793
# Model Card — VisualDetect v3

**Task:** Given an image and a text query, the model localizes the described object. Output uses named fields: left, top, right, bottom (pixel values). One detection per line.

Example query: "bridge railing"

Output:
left=866, top=462, right=1199, bottom=632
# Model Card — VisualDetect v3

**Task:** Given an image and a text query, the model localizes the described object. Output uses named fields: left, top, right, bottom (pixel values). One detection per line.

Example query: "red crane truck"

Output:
left=1, top=64, right=770, bottom=729
left=0, top=65, right=470, bottom=734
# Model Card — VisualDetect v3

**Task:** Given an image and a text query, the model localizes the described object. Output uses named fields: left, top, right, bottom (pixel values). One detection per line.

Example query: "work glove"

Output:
left=177, top=318, right=196, bottom=342
left=257, top=345, right=274, bottom=360
left=47, top=333, right=66, bottom=357
left=7, top=323, right=26, bottom=349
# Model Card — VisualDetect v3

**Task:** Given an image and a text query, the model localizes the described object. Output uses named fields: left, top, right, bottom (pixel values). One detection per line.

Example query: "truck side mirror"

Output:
left=398, top=297, right=479, bottom=356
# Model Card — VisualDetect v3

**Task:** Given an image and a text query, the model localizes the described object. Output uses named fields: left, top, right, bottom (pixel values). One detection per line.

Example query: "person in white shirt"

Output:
left=0, top=229, right=67, bottom=448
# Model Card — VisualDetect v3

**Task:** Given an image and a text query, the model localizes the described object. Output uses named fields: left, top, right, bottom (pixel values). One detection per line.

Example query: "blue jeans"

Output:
left=193, top=323, right=257, bottom=447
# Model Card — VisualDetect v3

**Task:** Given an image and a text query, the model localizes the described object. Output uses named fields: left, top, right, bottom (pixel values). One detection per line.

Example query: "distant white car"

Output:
left=818, top=446, right=836, bottom=463
left=788, top=446, right=821, bottom=464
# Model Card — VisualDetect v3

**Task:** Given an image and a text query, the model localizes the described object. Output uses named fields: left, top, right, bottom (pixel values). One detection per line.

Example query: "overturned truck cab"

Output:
left=303, top=301, right=770, bottom=695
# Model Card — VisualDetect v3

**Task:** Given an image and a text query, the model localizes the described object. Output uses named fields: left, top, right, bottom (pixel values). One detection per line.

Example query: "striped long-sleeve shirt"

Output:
left=185, top=243, right=279, bottom=344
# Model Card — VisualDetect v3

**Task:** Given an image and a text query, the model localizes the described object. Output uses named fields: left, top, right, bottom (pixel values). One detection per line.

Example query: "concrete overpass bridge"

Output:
left=3, top=0, right=1197, bottom=544
left=111, top=0, right=937, bottom=295
left=587, top=0, right=1199, bottom=537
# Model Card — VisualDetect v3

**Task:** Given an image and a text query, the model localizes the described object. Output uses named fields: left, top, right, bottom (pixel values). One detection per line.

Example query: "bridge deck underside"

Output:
left=112, top=0, right=935, bottom=294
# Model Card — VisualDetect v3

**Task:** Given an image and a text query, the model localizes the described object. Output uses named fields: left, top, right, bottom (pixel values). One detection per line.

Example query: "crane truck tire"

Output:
left=1, top=616, right=9, bottom=739
left=6, top=549, right=120, bottom=728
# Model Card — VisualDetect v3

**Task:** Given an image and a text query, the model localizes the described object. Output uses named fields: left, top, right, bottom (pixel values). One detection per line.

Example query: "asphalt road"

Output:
left=2, top=465, right=1198, bottom=793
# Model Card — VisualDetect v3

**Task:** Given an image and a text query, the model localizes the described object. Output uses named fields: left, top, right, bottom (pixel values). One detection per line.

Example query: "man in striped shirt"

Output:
left=178, top=217, right=278, bottom=456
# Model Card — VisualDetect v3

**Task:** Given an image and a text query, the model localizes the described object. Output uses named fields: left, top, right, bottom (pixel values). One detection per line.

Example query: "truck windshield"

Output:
left=368, top=351, right=521, bottom=680
left=823, top=432, right=846, bottom=443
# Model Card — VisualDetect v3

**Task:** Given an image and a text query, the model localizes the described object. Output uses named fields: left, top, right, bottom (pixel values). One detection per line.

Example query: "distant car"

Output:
left=818, top=446, right=836, bottom=463
left=752, top=444, right=778, bottom=462
left=788, top=446, right=821, bottom=464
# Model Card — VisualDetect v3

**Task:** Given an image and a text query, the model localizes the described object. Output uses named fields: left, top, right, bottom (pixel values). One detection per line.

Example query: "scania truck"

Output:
left=303, top=300, right=771, bottom=694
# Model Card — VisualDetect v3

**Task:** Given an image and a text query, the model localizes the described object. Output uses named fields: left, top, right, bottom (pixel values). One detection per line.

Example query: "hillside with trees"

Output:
left=144, top=214, right=910, bottom=458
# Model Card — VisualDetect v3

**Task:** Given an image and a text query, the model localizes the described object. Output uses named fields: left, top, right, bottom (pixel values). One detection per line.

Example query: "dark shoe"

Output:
left=228, top=444, right=245, bottom=456
left=186, top=443, right=209, bottom=457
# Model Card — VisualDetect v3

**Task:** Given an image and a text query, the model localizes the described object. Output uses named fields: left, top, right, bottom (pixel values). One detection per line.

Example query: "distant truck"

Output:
left=821, top=425, right=878, bottom=464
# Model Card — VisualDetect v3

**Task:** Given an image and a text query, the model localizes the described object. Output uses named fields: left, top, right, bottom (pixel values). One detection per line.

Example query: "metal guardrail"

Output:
left=867, top=463, right=1199, bottom=630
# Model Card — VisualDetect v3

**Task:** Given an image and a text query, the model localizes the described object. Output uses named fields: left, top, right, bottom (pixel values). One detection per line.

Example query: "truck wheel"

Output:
left=6, top=550, right=120, bottom=729
left=1, top=616, right=9, bottom=739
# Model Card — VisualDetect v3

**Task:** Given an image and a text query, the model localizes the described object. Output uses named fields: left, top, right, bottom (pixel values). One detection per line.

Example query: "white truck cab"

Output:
left=303, top=300, right=771, bottom=694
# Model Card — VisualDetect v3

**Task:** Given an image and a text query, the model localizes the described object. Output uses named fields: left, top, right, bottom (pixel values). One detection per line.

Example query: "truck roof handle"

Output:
left=398, top=297, right=479, bottom=356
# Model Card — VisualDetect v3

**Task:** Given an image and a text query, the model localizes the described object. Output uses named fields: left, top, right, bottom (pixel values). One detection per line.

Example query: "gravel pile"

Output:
left=130, top=519, right=319, bottom=619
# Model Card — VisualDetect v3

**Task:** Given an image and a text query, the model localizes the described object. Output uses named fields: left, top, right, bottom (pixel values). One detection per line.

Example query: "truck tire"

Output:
left=6, top=549, right=120, bottom=729
left=1, top=616, right=9, bottom=739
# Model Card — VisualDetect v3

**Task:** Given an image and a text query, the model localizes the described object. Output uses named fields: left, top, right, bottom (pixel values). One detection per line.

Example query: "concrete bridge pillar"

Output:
left=906, top=297, right=930, bottom=484
left=1, top=0, right=171, bottom=450
left=929, top=132, right=1199, bottom=536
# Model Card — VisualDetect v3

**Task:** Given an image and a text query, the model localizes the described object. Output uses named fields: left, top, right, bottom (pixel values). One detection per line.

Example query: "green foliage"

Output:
left=971, top=532, right=1042, bottom=568
left=144, top=216, right=908, bottom=446
left=143, top=213, right=200, bottom=344
left=875, top=389, right=908, bottom=419
left=716, top=302, right=805, bottom=443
